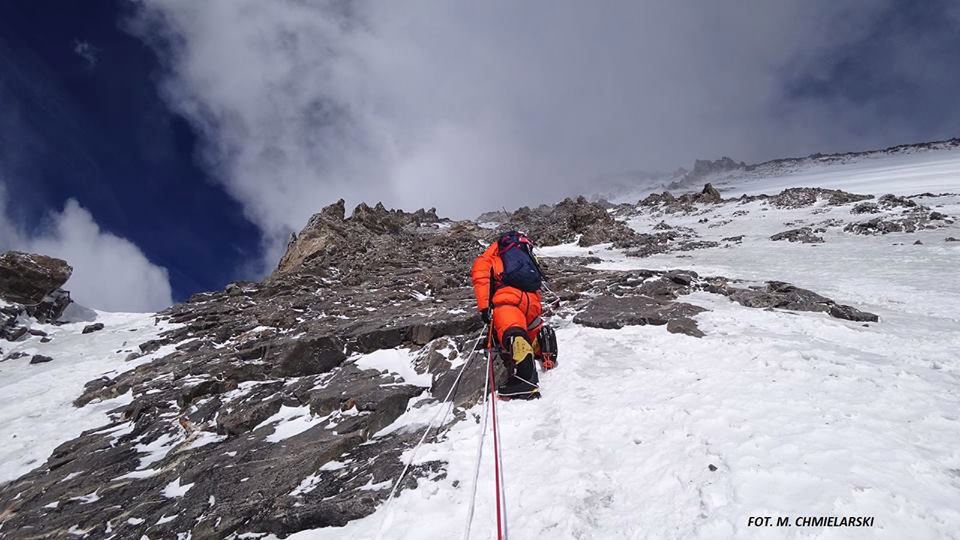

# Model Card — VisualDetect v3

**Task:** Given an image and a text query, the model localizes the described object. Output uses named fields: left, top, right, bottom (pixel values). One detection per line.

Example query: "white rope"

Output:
left=461, top=344, right=492, bottom=540
left=375, top=327, right=487, bottom=539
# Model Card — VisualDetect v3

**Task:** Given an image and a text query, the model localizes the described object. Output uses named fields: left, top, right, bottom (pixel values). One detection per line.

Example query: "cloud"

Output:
left=129, top=0, right=958, bottom=270
left=73, top=40, right=101, bottom=67
left=0, top=185, right=174, bottom=312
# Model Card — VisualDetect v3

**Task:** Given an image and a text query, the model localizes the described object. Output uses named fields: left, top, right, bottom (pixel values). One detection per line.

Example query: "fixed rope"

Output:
left=375, top=326, right=488, bottom=539
left=461, top=333, right=492, bottom=540
left=488, top=327, right=508, bottom=540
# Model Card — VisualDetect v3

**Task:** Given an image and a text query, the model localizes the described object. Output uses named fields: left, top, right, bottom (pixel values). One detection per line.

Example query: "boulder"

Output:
left=573, top=295, right=706, bottom=335
left=770, top=227, right=824, bottom=243
left=82, top=323, right=105, bottom=334
left=0, top=251, right=72, bottom=305
left=29, top=354, right=53, bottom=364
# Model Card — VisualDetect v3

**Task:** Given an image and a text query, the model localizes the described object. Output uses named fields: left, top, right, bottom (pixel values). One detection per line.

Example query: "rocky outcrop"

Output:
left=275, top=200, right=451, bottom=275
left=1, top=252, right=74, bottom=340
left=708, top=281, right=878, bottom=322
left=844, top=210, right=953, bottom=235
left=491, top=196, right=641, bottom=248
left=82, top=323, right=105, bottom=334
left=770, top=227, right=824, bottom=244
left=851, top=202, right=880, bottom=214
left=682, top=157, right=745, bottom=183
left=574, top=296, right=706, bottom=336
left=640, top=183, right=724, bottom=210
left=0, top=251, right=72, bottom=305
left=767, top=188, right=872, bottom=209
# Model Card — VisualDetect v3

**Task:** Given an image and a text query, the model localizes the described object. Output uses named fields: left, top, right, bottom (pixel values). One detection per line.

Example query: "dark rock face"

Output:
left=82, top=323, right=105, bottom=334
left=770, top=227, right=825, bottom=244
left=0, top=205, right=492, bottom=539
left=0, top=252, right=73, bottom=341
left=24, top=289, right=72, bottom=324
left=574, top=296, right=707, bottom=334
left=0, top=251, right=72, bottom=305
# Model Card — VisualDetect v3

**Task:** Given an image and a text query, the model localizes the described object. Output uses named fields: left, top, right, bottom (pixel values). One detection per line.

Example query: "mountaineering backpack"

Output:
left=497, top=231, right=544, bottom=292
left=537, top=324, right=558, bottom=370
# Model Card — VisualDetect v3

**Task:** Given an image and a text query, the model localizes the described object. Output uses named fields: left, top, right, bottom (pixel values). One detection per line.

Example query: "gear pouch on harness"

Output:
left=537, top=324, right=558, bottom=370
left=497, top=231, right=543, bottom=292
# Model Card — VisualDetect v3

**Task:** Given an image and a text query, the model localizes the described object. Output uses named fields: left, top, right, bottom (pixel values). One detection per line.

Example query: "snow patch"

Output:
left=353, top=348, right=430, bottom=386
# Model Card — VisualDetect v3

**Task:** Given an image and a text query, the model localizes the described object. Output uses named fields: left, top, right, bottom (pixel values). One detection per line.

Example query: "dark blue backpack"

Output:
left=497, top=231, right=543, bottom=292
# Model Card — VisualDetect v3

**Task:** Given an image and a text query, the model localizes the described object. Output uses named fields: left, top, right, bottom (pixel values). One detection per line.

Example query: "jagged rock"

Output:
left=673, top=183, right=725, bottom=206
left=29, top=354, right=53, bottom=364
left=722, top=235, right=744, bottom=243
left=1, top=324, right=28, bottom=342
left=0, top=251, right=72, bottom=305
left=914, top=240, right=923, bottom=245
left=877, top=194, right=917, bottom=210
left=2, top=351, right=28, bottom=362
left=684, top=157, right=745, bottom=182
left=770, top=227, right=824, bottom=243
left=640, top=191, right=676, bottom=207
left=851, top=202, right=880, bottom=214
left=844, top=215, right=944, bottom=235
left=769, top=188, right=872, bottom=209
left=24, top=288, right=72, bottom=324
left=497, top=196, right=641, bottom=248
left=716, top=281, right=878, bottom=322
left=699, top=183, right=722, bottom=203
left=946, top=237, right=959, bottom=242
left=82, top=323, right=105, bottom=334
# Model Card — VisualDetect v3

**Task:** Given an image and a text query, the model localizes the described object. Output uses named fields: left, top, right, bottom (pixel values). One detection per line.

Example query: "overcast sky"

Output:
left=2, top=0, right=959, bottom=310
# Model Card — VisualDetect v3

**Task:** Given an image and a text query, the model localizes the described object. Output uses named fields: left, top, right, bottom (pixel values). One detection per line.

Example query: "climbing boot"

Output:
left=497, top=334, right=540, bottom=400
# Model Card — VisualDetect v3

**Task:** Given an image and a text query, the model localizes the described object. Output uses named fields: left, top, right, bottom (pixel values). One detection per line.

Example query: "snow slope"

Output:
left=713, top=150, right=960, bottom=198
left=275, top=152, right=960, bottom=539
left=0, top=307, right=178, bottom=484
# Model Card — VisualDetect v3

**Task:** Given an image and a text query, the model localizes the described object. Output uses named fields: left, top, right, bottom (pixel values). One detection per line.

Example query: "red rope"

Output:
left=488, top=329, right=506, bottom=540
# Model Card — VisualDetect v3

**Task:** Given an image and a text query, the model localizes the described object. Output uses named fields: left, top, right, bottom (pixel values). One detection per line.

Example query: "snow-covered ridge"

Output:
left=597, top=137, right=960, bottom=204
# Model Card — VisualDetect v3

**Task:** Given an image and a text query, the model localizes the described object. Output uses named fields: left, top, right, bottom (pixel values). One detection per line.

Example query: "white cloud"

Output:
left=131, top=0, right=954, bottom=271
left=0, top=185, right=173, bottom=312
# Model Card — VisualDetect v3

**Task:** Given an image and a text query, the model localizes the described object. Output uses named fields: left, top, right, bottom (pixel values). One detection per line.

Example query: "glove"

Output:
left=480, top=308, right=491, bottom=324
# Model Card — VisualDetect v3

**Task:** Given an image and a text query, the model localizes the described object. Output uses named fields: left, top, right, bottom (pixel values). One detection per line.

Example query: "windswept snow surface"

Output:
left=714, top=150, right=960, bottom=198
left=0, top=309, right=176, bottom=484
left=279, top=154, right=960, bottom=538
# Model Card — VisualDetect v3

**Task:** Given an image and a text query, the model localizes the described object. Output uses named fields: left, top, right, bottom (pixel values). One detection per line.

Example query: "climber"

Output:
left=471, top=230, right=552, bottom=400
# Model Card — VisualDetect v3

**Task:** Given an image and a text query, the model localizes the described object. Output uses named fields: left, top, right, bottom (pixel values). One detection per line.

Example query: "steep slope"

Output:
left=1, top=147, right=958, bottom=539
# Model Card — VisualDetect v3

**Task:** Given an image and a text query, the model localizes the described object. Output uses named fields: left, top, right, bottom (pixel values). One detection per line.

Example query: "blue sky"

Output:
left=0, top=1, right=260, bottom=308
left=1, top=0, right=958, bottom=311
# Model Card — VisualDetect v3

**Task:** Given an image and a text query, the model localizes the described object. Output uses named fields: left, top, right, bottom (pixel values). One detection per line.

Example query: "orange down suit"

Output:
left=471, top=241, right=543, bottom=345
